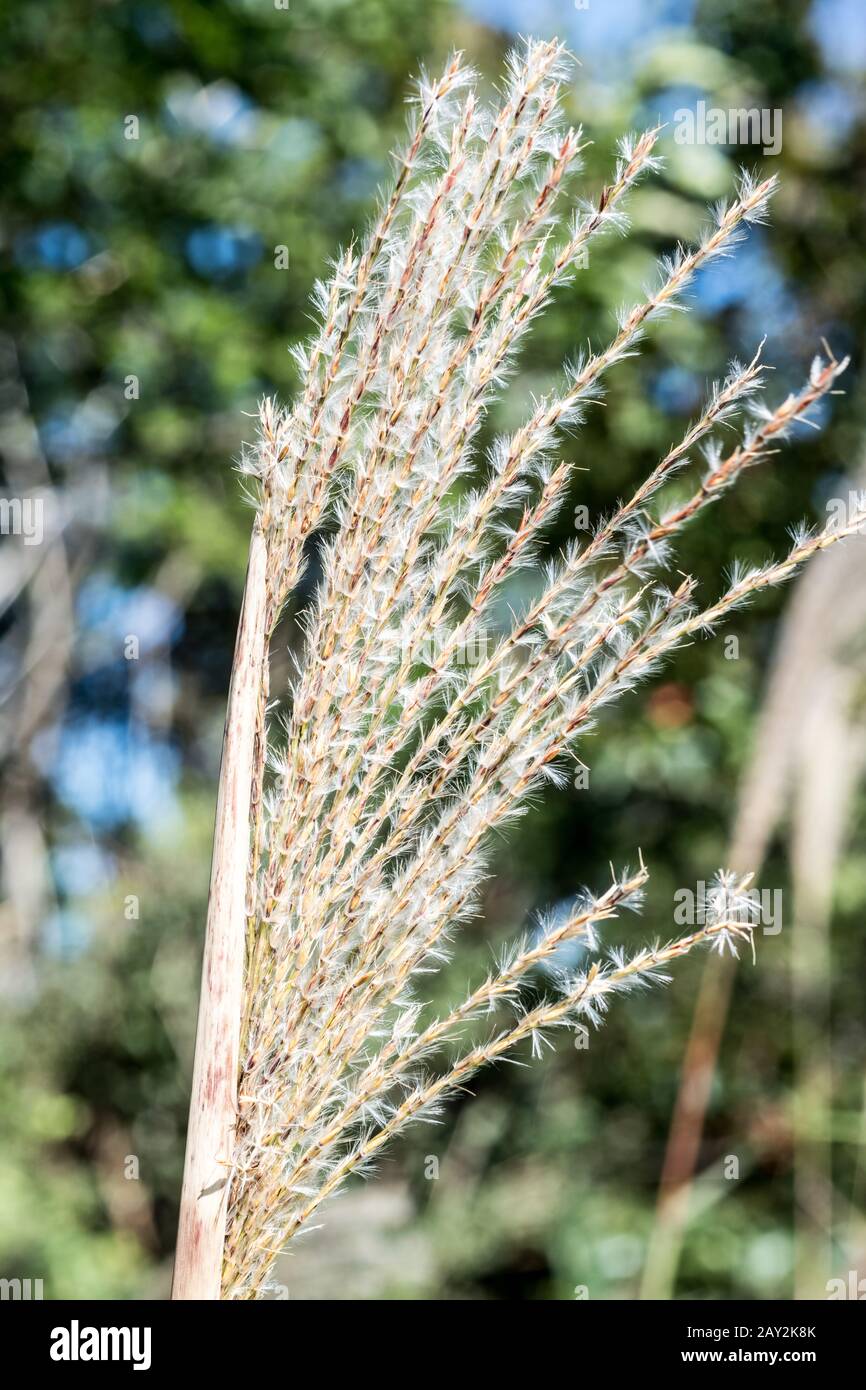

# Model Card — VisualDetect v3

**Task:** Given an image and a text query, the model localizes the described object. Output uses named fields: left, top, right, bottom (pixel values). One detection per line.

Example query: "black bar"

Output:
left=4, top=1296, right=862, bottom=1375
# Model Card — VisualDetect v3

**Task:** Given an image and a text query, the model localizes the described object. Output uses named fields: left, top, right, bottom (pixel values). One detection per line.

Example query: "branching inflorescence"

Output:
left=221, top=39, right=861, bottom=1297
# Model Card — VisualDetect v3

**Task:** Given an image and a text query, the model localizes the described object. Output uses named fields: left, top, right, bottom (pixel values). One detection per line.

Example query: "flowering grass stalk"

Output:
left=172, top=38, right=862, bottom=1300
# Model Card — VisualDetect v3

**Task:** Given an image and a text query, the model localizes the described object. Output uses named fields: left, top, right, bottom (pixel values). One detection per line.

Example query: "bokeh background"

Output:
left=2, top=0, right=866, bottom=1300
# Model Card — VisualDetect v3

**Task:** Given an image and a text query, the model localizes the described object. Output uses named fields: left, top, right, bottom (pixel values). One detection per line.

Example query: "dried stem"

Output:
left=173, top=524, right=268, bottom=1300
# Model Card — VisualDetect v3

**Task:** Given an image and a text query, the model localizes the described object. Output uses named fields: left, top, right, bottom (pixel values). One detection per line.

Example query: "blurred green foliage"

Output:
left=1, top=0, right=865, bottom=1299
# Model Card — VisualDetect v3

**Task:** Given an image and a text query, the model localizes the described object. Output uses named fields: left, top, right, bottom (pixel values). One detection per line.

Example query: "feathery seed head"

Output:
left=221, top=40, right=857, bottom=1299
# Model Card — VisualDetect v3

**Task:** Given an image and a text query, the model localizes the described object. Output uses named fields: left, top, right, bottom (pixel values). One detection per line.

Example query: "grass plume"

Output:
left=214, top=38, right=861, bottom=1297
